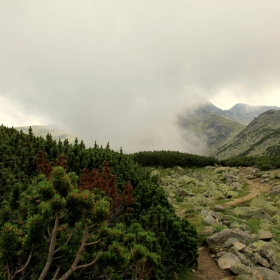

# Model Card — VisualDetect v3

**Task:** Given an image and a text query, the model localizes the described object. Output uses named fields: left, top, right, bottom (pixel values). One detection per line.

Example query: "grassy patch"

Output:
left=246, top=218, right=262, bottom=234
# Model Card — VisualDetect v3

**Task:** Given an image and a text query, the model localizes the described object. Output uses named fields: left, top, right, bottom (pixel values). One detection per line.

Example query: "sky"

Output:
left=1, top=1, right=280, bottom=153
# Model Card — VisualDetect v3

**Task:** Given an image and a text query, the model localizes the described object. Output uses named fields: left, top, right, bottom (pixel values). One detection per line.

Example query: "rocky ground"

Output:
left=152, top=166, right=280, bottom=279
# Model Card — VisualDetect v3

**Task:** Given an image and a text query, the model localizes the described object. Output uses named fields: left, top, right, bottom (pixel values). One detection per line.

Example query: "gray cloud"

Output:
left=1, top=1, right=280, bottom=152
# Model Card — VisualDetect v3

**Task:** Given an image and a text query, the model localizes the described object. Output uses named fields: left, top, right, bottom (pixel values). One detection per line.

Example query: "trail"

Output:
left=219, top=169, right=271, bottom=208
left=192, top=168, right=272, bottom=280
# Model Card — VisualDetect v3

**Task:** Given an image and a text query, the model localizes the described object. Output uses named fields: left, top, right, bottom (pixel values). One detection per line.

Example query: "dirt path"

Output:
left=220, top=171, right=271, bottom=208
left=192, top=247, right=234, bottom=280
left=191, top=168, right=272, bottom=280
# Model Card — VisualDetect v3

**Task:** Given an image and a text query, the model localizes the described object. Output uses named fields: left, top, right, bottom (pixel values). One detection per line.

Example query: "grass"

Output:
left=246, top=218, right=262, bottom=234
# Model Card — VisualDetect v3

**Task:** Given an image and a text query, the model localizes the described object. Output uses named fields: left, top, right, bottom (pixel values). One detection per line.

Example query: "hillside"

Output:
left=219, top=103, right=280, bottom=125
left=178, top=102, right=280, bottom=157
left=214, top=110, right=280, bottom=159
left=178, top=107, right=245, bottom=155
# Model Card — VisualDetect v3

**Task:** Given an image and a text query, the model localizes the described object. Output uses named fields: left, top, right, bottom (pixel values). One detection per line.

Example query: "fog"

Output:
left=1, top=1, right=280, bottom=152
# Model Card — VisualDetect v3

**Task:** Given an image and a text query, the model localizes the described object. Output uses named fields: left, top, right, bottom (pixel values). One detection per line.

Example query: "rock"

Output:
left=232, top=182, right=242, bottom=190
left=249, top=196, right=278, bottom=215
left=201, top=226, right=214, bottom=236
left=226, top=190, right=239, bottom=198
left=203, top=215, right=215, bottom=225
left=207, top=181, right=217, bottom=190
left=214, top=204, right=225, bottom=211
left=229, top=221, right=251, bottom=233
left=223, top=238, right=239, bottom=248
left=217, top=251, right=228, bottom=258
left=178, top=175, right=193, bottom=184
left=258, top=231, right=274, bottom=241
left=250, top=240, right=280, bottom=260
left=175, top=189, right=188, bottom=197
left=212, top=190, right=225, bottom=199
left=217, top=252, right=240, bottom=269
left=209, top=211, right=225, bottom=221
left=270, top=252, right=280, bottom=273
left=271, top=186, right=280, bottom=194
left=232, top=207, right=272, bottom=221
left=234, top=242, right=246, bottom=251
left=255, top=267, right=280, bottom=280
left=230, top=262, right=261, bottom=278
left=254, top=253, right=271, bottom=268
left=187, top=192, right=196, bottom=197
left=230, top=246, right=254, bottom=267
left=207, top=229, right=255, bottom=247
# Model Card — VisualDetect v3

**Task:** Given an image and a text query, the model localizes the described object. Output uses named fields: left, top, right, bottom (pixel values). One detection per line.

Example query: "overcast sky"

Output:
left=1, top=1, right=280, bottom=153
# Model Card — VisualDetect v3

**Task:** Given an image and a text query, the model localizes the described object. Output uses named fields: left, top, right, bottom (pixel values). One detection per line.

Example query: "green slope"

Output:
left=214, top=110, right=280, bottom=159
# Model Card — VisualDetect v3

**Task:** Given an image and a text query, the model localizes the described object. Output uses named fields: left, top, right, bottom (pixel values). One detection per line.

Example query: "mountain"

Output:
left=178, top=107, right=245, bottom=154
left=219, top=103, right=280, bottom=125
left=214, top=110, right=280, bottom=159
left=15, top=124, right=78, bottom=143
left=178, top=102, right=280, bottom=156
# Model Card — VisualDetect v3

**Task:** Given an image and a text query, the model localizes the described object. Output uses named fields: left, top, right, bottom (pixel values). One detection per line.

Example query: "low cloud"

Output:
left=1, top=1, right=280, bottom=152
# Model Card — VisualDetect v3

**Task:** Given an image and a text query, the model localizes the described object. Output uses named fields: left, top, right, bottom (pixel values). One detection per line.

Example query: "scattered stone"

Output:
left=217, top=252, right=240, bottom=269
left=234, top=242, right=246, bottom=251
left=254, top=253, right=271, bottom=268
left=255, top=267, right=280, bottom=280
left=230, top=246, right=254, bottom=267
left=230, top=262, right=259, bottom=278
left=214, top=204, right=225, bottom=211
left=249, top=196, right=278, bottom=215
left=223, top=238, right=239, bottom=248
left=258, top=231, right=274, bottom=241
left=217, top=251, right=227, bottom=258
left=207, top=229, right=255, bottom=247
left=203, top=215, right=215, bottom=225
left=232, top=207, right=272, bottom=221
left=271, top=186, right=280, bottom=194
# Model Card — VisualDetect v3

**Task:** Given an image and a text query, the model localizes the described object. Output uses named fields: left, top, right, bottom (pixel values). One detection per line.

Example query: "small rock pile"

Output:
left=201, top=209, right=280, bottom=280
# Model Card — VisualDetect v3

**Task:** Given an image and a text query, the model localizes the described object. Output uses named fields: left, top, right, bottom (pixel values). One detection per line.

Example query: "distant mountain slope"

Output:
left=15, top=124, right=78, bottom=143
left=196, top=101, right=280, bottom=125
left=178, top=107, right=245, bottom=154
left=214, top=110, right=280, bottom=159
left=220, top=103, right=280, bottom=125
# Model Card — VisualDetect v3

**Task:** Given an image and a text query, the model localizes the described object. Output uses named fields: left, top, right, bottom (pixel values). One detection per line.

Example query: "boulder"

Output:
left=270, top=252, right=280, bottom=273
left=250, top=240, right=280, bottom=260
left=178, top=175, right=193, bottom=184
left=214, top=204, right=225, bottom=211
left=254, top=253, right=270, bottom=268
left=234, top=242, right=246, bottom=251
left=226, top=190, right=239, bottom=198
left=217, top=252, right=240, bottom=269
left=223, top=238, right=239, bottom=248
left=230, top=263, right=262, bottom=279
left=255, top=267, right=280, bottom=280
left=207, top=229, right=255, bottom=247
left=271, top=186, right=280, bottom=194
left=249, top=196, right=278, bottom=215
left=258, top=231, right=274, bottom=241
left=203, top=215, right=215, bottom=225
left=230, top=246, right=254, bottom=267
left=232, top=207, right=272, bottom=221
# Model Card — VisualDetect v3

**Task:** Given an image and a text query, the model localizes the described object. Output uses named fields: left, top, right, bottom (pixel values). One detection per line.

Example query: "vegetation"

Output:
left=0, top=125, right=198, bottom=279
left=132, top=151, right=218, bottom=168
left=220, top=156, right=280, bottom=170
